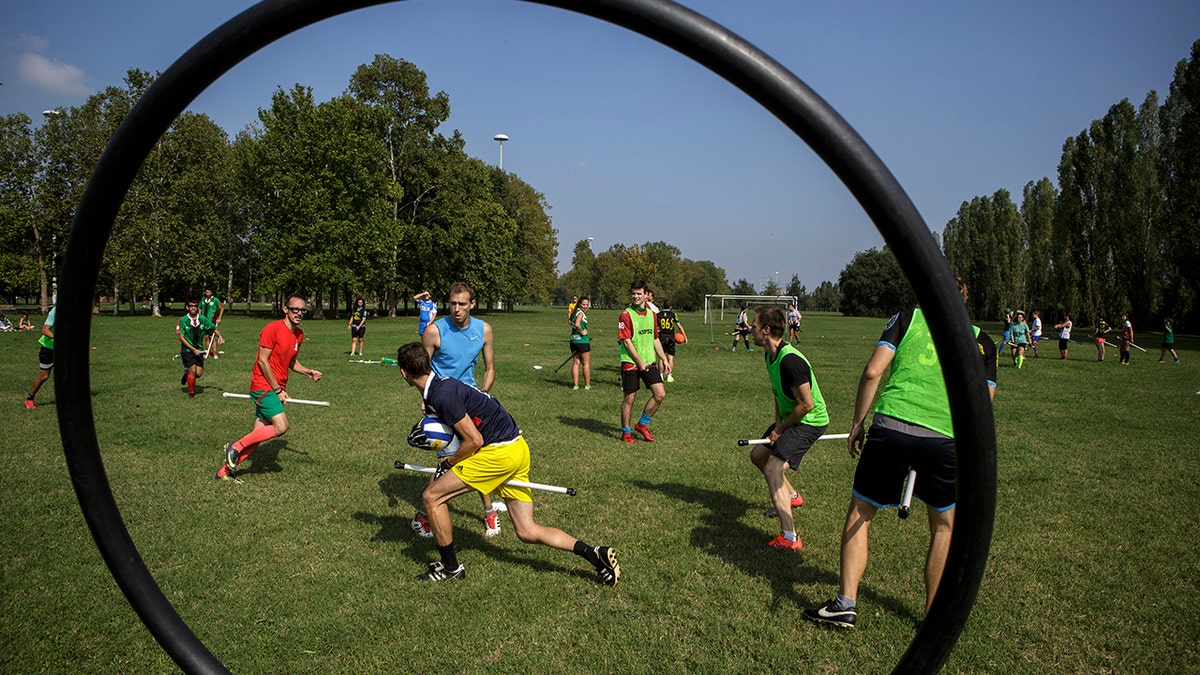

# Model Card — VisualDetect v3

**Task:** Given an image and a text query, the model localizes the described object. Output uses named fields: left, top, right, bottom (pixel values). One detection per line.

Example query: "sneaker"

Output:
left=491, top=498, right=508, bottom=513
left=593, top=546, right=620, bottom=586
left=224, top=442, right=240, bottom=471
left=24, top=399, right=36, bottom=410
left=804, top=599, right=857, bottom=629
left=215, top=466, right=241, bottom=482
left=761, top=533, right=802, bottom=551
left=411, top=512, right=433, bottom=538
left=484, top=509, right=501, bottom=537
left=666, top=374, right=674, bottom=383
left=764, top=494, right=804, bottom=517
left=634, top=423, right=655, bottom=442
left=181, top=371, right=188, bottom=386
left=572, top=386, right=579, bottom=390
left=584, top=385, right=591, bottom=390
left=416, top=561, right=465, bottom=581
left=622, top=432, right=635, bottom=444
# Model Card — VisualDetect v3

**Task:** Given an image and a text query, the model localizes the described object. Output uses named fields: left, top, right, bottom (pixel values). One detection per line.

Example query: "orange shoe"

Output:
left=621, top=432, right=635, bottom=444
left=761, top=533, right=802, bottom=551
left=633, top=423, right=655, bottom=442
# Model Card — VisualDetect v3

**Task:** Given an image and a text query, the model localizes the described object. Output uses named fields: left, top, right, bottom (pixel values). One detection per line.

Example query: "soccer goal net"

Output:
left=703, top=294, right=799, bottom=342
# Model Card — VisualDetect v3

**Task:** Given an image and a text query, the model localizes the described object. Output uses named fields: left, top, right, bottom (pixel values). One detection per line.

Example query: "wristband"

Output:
left=273, top=387, right=283, bottom=394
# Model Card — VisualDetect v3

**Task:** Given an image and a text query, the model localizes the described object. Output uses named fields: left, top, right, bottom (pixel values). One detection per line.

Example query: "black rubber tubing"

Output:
left=55, top=1, right=996, bottom=672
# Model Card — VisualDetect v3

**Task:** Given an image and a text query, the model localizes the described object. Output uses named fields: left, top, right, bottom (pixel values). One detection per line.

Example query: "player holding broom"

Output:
left=748, top=306, right=828, bottom=551
left=805, top=276, right=996, bottom=629
left=177, top=300, right=216, bottom=397
left=216, top=294, right=322, bottom=481
left=396, top=342, right=620, bottom=584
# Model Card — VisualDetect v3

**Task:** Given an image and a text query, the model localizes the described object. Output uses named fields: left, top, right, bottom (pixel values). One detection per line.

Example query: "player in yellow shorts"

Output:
left=396, top=342, right=620, bottom=585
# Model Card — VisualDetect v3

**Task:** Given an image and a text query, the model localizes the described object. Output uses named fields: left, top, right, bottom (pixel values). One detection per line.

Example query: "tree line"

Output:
left=0, top=55, right=558, bottom=317
left=941, top=39, right=1200, bottom=329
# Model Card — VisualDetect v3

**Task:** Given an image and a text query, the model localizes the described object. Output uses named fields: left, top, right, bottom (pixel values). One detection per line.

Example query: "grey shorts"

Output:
left=762, top=422, right=827, bottom=470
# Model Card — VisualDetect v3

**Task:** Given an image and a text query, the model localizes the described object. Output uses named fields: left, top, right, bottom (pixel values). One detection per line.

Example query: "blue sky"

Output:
left=3, top=1, right=1197, bottom=289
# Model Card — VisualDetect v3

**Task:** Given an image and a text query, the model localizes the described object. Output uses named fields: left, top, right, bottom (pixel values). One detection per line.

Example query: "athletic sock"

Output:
left=234, top=426, right=278, bottom=461
left=573, top=540, right=598, bottom=566
left=832, top=594, right=856, bottom=611
left=187, top=373, right=196, bottom=394
left=790, top=492, right=799, bottom=500
left=621, top=427, right=632, bottom=435
left=638, top=412, right=652, bottom=427
left=438, top=542, right=459, bottom=570
left=783, top=531, right=797, bottom=542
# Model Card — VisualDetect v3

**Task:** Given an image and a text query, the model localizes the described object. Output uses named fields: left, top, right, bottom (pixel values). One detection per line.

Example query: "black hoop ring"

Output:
left=56, top=1, right=997, bottom=672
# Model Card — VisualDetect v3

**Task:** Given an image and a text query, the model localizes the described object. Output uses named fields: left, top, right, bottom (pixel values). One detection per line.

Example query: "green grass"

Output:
left=2, top=307, right=1197, bottom=673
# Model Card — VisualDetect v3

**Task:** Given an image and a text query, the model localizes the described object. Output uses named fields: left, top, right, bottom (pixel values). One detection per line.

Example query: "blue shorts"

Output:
left=852, top=422, right=956, bottom=511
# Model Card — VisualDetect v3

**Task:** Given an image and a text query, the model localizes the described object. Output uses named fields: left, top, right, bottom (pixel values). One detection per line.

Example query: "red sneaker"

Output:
left=762, top=533, right=802, bottom=551
left=24, top=399, right=36, bottom=409
left=634, top=423, right=655, bottom=442
left=621, top=432, right=635, bottom=444
left=791, top=493, right=804, bottom=508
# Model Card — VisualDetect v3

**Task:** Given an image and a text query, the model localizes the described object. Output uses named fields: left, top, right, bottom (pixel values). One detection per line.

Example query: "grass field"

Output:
left=2, top=305, right=1197, bottom=673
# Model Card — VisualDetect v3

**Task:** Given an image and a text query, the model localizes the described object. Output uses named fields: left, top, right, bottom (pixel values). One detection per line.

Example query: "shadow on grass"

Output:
left=356, top=472, right=600, bottom=582
left=630, top=479, right=919, bottom=624
left=234, top=441, right=287, bottom=476
left=557, top=415, right=613, bottom=438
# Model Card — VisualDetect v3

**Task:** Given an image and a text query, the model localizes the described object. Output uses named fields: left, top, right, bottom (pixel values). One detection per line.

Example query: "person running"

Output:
left=656, top=299, right=684, bottom=383
left=1009, top=310, right=1030, bottom=369
left=1055, top=313, right=1073, bottom=359
left=1119, top=313, right=1134, bottom=365
left=199, top=288, right=225, bottom=359
left=569, top=296, right=591, bottom=390
left=397, top=342, right=621, bottom=585
left=619, top=279, right=669, bottom=444
left=1159, top=316, right=1180, bottom=364
left=804, top=277, right=996, bottom=629
left=1093, top=315, right=1110, bottom=362
left=731, top=304, right=753, bottom=352
left=177, top=300, right=217, bottom=398
left=24, top=306, right=56, bottom=409
left=787, top=303, right=803, bottom=343
left=418, top=282, right=499, bottom=536
left=414, top=290, right=438, bottom=336
left=348, top=297, right=368, bottom=356
left=748, top=306, right=828, bottom=551
left=216, top=294, right=322, bottom=481
left=1030, top=310, right=1043, bottom=358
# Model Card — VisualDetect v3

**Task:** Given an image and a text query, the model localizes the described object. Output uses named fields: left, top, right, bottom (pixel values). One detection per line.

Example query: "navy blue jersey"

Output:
left=423, top=375, right=520, bottom=445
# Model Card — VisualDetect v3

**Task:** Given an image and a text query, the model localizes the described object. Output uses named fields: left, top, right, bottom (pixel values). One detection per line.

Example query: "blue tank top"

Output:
left=431, top=316, right=485, bottom=386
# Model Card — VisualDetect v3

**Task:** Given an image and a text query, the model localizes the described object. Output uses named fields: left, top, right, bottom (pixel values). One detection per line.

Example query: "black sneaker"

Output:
left=593, top=546, right=621, bottom=586
left=416, top=561, right=465, bottom=581
left=804, top=599, right=857, bottom=629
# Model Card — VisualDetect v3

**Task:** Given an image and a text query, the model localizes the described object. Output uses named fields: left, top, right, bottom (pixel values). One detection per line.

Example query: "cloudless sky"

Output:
left=3, top=1, right=1197, bottom=289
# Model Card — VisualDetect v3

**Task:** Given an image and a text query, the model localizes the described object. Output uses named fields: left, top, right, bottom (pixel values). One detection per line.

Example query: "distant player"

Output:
left=1093, top=315, right=1110, bottom=362
left=1009, top=310, right=1030, bottom=369
left=397, top=342, right=620, bottom=585
left=199, top=288, right=225, bottom=359
left=787, top=303, right=803, bottom=343
left=569, top=296, right=591, bottom=390
left=1055, top=313, right=1073, bottom=360
left=1030, top=310, right=1042, bottom=358
left=348, top=297, right=368, bottom=356
left=1159, top=316, right=1179, bottom=364
left=25, top=306, right=56, bottom=409
left=731, top=304, right=753, bottom=352
left=656, top=299, right=684, bottom=383
left=178, top=300, right=217, bottom=397
left=1119, top=313, right=1134, bottom=365
left=414, top=290, right=438, bottom=336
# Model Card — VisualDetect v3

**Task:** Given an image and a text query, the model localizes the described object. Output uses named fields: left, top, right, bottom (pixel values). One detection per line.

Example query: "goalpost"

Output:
left=704, top=294, right=799, bottom=343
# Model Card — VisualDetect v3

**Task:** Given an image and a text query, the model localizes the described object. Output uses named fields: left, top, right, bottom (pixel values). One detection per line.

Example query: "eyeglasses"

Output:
left=286, top=306, right=307, bottom=314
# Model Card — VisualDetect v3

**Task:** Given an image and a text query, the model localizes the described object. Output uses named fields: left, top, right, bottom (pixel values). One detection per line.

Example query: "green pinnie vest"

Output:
left=619, top=306, right=656, bottom=365
left=874, top=308, right=980, bottom=438
left=766, top=342, right=829, bottom=427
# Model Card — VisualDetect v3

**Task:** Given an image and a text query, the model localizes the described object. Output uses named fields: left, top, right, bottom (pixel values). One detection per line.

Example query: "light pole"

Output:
left=42, top=110, right=62, bottom=306
left=493, top=133, right=508, bottom=170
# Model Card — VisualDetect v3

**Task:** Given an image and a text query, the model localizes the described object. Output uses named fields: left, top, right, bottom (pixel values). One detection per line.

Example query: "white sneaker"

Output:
left=491, top=498, right=508, bottom=513
left=666, top=374, right=674, bottom=382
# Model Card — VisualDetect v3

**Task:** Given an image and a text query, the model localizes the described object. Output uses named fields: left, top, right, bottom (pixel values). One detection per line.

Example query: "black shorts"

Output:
left=180, top=347, right=205, bottom=369
left=38, top=346, right=54, bottom=370
left=763, top=422, right=827, bottom=470
left=659, top=336, right=676, bottom=356
left=570, top=341, right=591, bottom=354
left=621, top=365, right=663, bottom=394
left=350, top=324, right=366, bottom=338
left=852, top=422, right=956, bottom=511
left=1059, top=338, right=1069, bottom=351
